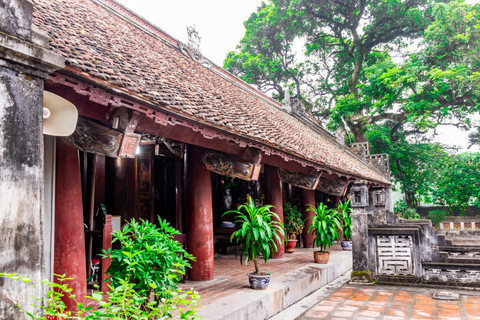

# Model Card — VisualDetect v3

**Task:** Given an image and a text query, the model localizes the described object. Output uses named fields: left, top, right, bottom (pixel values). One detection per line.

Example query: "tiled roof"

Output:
left=32, top=0, right=390, bottom=184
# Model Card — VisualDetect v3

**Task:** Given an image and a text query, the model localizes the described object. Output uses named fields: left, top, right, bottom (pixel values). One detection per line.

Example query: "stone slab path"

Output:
left=296, top=283, right=480, bottom=320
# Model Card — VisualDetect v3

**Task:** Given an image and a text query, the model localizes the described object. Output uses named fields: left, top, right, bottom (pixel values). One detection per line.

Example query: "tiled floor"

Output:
left=180, top=244, right=342, bottom=306
left=298, top=284, right=480, bottom=320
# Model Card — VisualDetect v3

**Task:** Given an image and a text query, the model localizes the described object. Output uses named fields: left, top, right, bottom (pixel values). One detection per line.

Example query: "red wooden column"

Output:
left=301, top=188, right=316, bottom=248
left=100, top=215, right=113, bottom=292
left=54, top=140, right=86, bottom=309
left=265, top=165, right=284, bottom=259
left=186, top=145, right=214, bottom=281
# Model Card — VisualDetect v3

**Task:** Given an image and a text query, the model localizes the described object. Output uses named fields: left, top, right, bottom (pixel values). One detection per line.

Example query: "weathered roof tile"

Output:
left=32, top=0, right=390, bottom=184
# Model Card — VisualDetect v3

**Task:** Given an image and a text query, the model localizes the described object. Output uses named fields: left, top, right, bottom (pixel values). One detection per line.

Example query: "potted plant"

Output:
left=338, top=200, right=353, bottom=250
left=307, top=202, right=342, bottom=264
left=284, top=202, right=304, bottom=253
left=223, top=195, right=284, bottom=290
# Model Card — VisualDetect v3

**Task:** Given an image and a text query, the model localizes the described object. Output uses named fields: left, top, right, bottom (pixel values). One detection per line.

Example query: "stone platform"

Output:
left=180, top=244, right=352, bottom=320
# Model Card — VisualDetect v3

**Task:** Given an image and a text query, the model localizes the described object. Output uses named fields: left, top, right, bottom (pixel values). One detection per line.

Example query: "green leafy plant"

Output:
left=401, top=208, right=421, bottom=220
left=224, top=195, right=284, bottom=275
left=307, top=203, right=342, bottom=252
left=0, top=273, right=200, bottom=320
left=101, top=218, right=194, bottom=304
left=427, top=209, right=446, bottom=228
left=283, top=202, right=303, bottom=239
left=337, top=200, right=352, bottom=241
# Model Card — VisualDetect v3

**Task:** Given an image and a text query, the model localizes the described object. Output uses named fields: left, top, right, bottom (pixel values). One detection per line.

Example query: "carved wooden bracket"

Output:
left=277, top=168, right=321, bottom=190
left=316, top=177, right=350, bottom=196
left=202, top=150, right=261, bottom=181
left=63, top=116, right=123, bottom=157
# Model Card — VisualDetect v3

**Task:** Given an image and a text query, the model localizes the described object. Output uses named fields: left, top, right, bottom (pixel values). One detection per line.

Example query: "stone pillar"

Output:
left=186, top=145, right=214, bottom=281
left=54, top=140, right=87, bottom=309
left=349, top=180, right=373, bottom=282
left=265, top=165, right=284, bottom=259
left=301, top=189, right=316, bottom=248
left=0, top=1, right=64, bottom=318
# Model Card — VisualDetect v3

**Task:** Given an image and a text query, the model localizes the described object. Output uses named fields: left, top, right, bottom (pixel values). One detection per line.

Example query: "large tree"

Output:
left=225, top=0, right=480, bottom=142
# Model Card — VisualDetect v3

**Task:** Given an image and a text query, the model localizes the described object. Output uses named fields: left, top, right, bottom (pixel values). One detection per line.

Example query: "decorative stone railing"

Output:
left=439, top=220, right=480, bottom=230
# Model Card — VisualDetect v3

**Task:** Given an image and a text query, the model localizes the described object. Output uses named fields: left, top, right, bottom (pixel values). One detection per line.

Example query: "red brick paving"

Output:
left=180, top=244, right=342, bottom=306
left=299, top=285, right=480, bottom=319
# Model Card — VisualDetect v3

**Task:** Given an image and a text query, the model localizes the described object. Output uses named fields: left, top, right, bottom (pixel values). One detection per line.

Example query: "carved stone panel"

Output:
left=277, top=168, right=319, bottom=190
left=202, top=150, right=260, bottom=181
left=316, top=177, right=348, bottom=196
left=368, top=154, right=390, bottom=176
left=376, top=235, right=414, bottom=276
left=347, top=142, right=370, bottom=159
left=350, top=182, right=369, bottom=207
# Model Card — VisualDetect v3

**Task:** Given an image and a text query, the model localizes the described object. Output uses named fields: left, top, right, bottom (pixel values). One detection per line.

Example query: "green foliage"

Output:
left=306, top=203, right=342, bottom=252
left=0, top=273, right=200, bottom=320
left=401, top=208, right=421, bottom=220
left=283, top=202, right=304, bottom=239
left=367, top=124, right=451, bottom=207
left=224, top=195, right=284, bottom=274
left=337, top=200, right=352, bottom=241
left=431, top=152, right=480, bottom=212
left=101, top=218, right=194, bottom=302
left=427, top=209, right=447, bottom=228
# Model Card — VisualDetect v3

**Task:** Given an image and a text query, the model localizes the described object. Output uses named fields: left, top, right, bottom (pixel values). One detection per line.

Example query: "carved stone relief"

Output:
left=376, top=235, right=414, bottom=276
left=347, top=142, right=370, bottom=159
left=368, top=154, right=390, bottom=176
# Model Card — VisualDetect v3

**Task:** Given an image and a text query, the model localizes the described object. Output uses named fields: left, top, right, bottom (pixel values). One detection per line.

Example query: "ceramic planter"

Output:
left=247, top=272, right=272, bottom=289
left=341, top=240, right=352, bottom=251
left=285, top=239, right=298, bottom=253
left=313, top=251, right=330, bottom=264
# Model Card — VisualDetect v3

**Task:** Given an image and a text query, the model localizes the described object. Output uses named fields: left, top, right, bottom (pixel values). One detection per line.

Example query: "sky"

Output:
left=116, top=0, right=479, bottom=152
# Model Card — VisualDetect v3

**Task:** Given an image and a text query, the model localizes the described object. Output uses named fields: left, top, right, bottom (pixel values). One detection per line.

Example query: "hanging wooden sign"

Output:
left=202, top=150, right=261, bottom=181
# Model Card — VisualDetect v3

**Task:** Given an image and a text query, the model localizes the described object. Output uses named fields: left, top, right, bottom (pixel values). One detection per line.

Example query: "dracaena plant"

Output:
left=223, top=195, right=284, bottom=275
left=337, top=200, right=352, bottom=241
left=307, top=203, right=342, bottom=252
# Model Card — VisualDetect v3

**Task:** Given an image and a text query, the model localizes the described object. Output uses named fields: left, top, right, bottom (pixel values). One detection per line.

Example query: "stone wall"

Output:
left=0, top=0, right=64, bottom=318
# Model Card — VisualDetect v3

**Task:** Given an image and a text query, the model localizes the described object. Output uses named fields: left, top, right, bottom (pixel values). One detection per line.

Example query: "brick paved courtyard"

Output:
left=298, top=284, right=480, bottom=320
left=180, top=244, right=342, bottom=306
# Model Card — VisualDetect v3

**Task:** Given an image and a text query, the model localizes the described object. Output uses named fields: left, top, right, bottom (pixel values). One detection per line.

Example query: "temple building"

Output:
left=0, top=0, right=391, bottom=317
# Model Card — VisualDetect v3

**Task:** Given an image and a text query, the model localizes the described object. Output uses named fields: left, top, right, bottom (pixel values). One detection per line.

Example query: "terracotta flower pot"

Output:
left=285, top=239, right=298, bottom=253
left=313, top=251, right=330, bottom=264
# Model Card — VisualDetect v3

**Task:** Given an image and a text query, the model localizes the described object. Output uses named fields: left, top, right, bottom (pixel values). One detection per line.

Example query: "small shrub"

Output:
left=284, top=202, right=303, bottom=239
left=0, top=273, right=201, bottom=320
left=401, top=208, right=421, bottom=220
left=427, top=209, right=446, bottom=228
left=101, top=218, right=194, bottom=303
